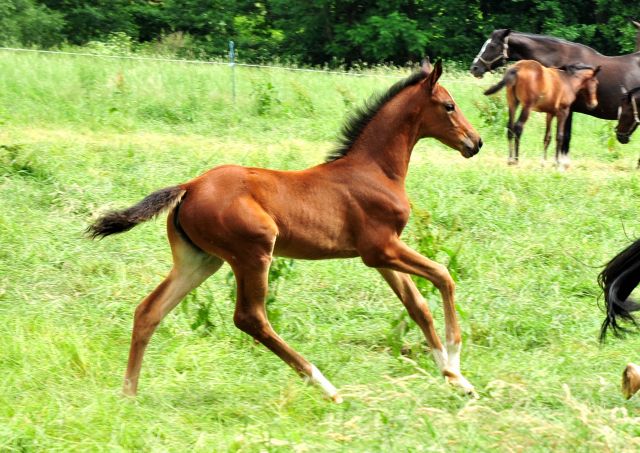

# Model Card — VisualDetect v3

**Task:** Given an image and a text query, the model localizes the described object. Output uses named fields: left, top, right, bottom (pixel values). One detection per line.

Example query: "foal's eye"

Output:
left=445, top=104, right=455, bottom=112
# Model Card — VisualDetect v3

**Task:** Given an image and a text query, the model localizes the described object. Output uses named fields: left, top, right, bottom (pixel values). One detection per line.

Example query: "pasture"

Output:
left=1, top=50, right=640, bottom=451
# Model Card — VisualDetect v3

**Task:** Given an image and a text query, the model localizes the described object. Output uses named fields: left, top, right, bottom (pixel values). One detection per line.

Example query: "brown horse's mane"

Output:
left=326, top=71, right=429, bottom=162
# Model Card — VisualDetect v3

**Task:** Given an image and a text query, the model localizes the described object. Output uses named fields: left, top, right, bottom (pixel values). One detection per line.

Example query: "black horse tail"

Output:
left=86, top=186, right=186, bottom=239
left=599, top=237, right=640, bottom=342
left=484, top=67, right=519, bottom=96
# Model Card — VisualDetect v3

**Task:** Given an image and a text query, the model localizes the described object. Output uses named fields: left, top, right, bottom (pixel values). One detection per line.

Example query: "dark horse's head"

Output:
left=617, top=86, right=640, bottom=144
left=470, top=29, right=511, bottom=78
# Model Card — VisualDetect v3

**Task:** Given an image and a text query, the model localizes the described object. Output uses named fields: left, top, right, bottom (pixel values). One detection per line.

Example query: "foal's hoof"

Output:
left=331, top=393, right=344, bottom=404
left=623, top=363, right=640, bottom=399
left=507, top=158, right=518, bottom=166
left=444, top=371, right=479, bottom=399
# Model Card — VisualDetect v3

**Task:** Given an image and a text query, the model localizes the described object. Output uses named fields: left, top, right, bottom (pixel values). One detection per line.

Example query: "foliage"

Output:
left=0, top=0, right=637, bottom=65
left=0, top=0, right=64, bottom=47
left=474, top=87, right=510, bottom=135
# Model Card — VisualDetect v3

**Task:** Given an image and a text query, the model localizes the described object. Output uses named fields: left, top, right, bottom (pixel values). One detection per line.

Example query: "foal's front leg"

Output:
left=364, top=239, right=477, bottom=397
left=376, top=269, right=448, bottom=371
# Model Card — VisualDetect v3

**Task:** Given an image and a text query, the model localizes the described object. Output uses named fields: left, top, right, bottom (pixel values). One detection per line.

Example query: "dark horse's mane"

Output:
left=555, top=63, right=596, bottom=73
left=516, top=32, right=602, bottom=54
left=326, top=71, right=429, bottom=163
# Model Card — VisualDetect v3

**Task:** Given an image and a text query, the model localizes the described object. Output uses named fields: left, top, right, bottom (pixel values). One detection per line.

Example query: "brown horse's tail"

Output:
left=599, top=237, right=640, bottom=342
left=484, top=67, right=519, bottom=96
left=86, top=186, right=186, bottom=239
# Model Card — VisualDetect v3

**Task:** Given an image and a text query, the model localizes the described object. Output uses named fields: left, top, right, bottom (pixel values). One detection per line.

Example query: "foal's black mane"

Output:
left=326, top=71, right=429, bottom=163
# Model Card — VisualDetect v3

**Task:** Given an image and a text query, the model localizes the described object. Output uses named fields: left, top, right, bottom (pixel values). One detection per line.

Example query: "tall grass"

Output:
left=1, top=49, right=640, bottom=451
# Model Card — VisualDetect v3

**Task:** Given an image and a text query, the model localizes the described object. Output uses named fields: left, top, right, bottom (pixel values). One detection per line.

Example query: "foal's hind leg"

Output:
left=377, top=269, right=448, bottom=370
left=506, top=91, right=519, bottom=165
left=231, top=256, right=343, bottom=403
left=513, top=106, right=532, bottom=165
left=123, top=213, right=224, bottom=396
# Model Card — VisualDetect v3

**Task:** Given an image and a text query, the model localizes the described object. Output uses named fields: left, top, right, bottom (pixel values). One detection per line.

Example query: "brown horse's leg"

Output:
left=513, top=106, right=531, bottom=165
left=377, top=269, right=448, bottom=370
left=555, top=108, right=570, bottom=170
left=542, top=113, right=553, bottom=166
left=232, top=259, right=343, bottom=403
left=363, top=239, right=477, bottom=397
left=507, top=90, right=519, bottom=165
left=123, top=216, right=224, bottom=396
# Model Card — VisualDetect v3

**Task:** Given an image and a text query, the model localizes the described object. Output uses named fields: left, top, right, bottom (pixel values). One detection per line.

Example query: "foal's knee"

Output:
left=234, top=309, right=270, bottom=339
left=430, top=264, right=455, bottom=293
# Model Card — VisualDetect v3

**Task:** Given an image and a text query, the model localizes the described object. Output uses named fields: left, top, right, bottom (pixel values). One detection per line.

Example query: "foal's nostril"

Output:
left=478, top=138, right=483, bottom=149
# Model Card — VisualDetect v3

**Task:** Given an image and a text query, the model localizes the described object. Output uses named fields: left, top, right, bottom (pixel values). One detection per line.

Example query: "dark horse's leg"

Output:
left=560, top=109, right=573, bottom=167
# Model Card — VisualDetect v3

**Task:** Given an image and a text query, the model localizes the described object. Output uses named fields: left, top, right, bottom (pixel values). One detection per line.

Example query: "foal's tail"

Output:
left=599, top=237, right=640, bottom=342
left=484, top=67, right=519, bottom=96
left=86, top=186, right=186, bottom=239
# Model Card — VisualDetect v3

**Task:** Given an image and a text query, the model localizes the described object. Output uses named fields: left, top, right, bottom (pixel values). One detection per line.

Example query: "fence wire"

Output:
left=0, top=46, right=492, bottom=85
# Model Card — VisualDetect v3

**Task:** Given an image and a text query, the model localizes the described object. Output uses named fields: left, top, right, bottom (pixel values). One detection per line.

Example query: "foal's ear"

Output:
left=503, top=29, right=512, bottom=38
left=420, top=56, right=433, bottom=75
left=425, top=59, right=443, bottom=92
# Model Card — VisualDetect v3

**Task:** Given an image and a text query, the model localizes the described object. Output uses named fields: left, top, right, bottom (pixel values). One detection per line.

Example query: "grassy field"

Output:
left=2, top=49, right=640, bottom=452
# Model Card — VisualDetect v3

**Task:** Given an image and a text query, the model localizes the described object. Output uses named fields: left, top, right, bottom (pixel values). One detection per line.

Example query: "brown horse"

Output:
left=484, top=60, right=600, bottom=167
left=87, top=59, right=483, bottom=402
left=470, top=29, right=640, bottom=167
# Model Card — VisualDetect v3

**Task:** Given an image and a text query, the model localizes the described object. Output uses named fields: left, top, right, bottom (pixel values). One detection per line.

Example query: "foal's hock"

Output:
left=88, top=59, right=482, bottom=401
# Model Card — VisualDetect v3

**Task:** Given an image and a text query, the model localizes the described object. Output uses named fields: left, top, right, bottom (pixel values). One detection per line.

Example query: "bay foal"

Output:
left=484, top=60, right=599, bottom=167
left=88, top=59, right=482, bottom=401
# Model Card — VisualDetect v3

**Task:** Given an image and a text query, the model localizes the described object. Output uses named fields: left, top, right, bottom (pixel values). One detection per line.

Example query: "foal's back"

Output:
left=508, top=60, right=574, bottom=112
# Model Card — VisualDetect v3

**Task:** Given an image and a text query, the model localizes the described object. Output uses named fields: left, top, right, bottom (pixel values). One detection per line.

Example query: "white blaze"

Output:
left=473, top=39, right=492, bottom=65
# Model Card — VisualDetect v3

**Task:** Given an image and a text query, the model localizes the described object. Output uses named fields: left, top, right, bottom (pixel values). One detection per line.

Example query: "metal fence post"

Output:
left=229, top=41, right=236, bottom=102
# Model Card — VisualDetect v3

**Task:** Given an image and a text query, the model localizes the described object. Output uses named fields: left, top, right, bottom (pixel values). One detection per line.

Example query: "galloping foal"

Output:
left=484, top=60, right=600, bottom=168
left=87, top=59, right=483, bottom=402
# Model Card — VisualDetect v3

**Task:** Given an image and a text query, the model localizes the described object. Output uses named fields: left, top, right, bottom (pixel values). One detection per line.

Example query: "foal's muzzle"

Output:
left=462, top=136, right=482, bottom=157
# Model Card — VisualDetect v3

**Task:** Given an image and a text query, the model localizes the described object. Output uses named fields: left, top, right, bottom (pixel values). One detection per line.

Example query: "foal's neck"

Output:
left=345, top=86, right=424, bottom=182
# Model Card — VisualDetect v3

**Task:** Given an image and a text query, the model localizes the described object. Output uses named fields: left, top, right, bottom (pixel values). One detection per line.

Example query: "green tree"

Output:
left=0, top=0, right=64, bottom=47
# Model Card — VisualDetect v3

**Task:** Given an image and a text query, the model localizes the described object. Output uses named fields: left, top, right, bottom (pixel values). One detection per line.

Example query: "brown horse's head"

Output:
left=419, top=58, right=482, bottom=158
left=470, top=29, right=511, bottom=78
left=576, top=65, right=601, bottom=110
left=616, top=86, right=640, bottom=144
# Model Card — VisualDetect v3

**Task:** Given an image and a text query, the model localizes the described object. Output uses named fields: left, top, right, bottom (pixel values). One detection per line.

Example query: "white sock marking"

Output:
left=304, top=365, right=342, bottom=403
left=432, top=348, right=448, bottom=373
left=446, top=341, right=461, bottom=374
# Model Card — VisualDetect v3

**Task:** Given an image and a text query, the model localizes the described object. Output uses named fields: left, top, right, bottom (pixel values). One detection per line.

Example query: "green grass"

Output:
left=2, top=49, right=640, bottom=451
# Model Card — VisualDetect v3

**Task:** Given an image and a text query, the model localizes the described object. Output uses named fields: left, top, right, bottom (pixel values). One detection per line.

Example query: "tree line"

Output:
left=2, top=0, right=640, bottom=65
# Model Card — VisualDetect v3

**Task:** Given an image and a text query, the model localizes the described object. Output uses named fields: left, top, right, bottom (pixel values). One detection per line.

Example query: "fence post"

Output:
left=229, top=41, right=236, bottom=102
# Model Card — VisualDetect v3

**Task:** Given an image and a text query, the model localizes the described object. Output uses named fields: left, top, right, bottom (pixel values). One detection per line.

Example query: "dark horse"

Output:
left=87, top=59, right=482, bottom=401
left=470, top=29, right=640, bottom=166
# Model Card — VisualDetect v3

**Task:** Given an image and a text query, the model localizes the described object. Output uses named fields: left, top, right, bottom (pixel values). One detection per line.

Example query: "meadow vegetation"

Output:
left=2, top=49, right=640, bottom=451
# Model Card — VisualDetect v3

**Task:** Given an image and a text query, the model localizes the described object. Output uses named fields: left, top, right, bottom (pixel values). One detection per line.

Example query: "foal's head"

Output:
left=569, top=65, right=600, bottom=110
left=616, top=86, right=640, bottom=144
left=418, top=58, right=482, bottom=158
